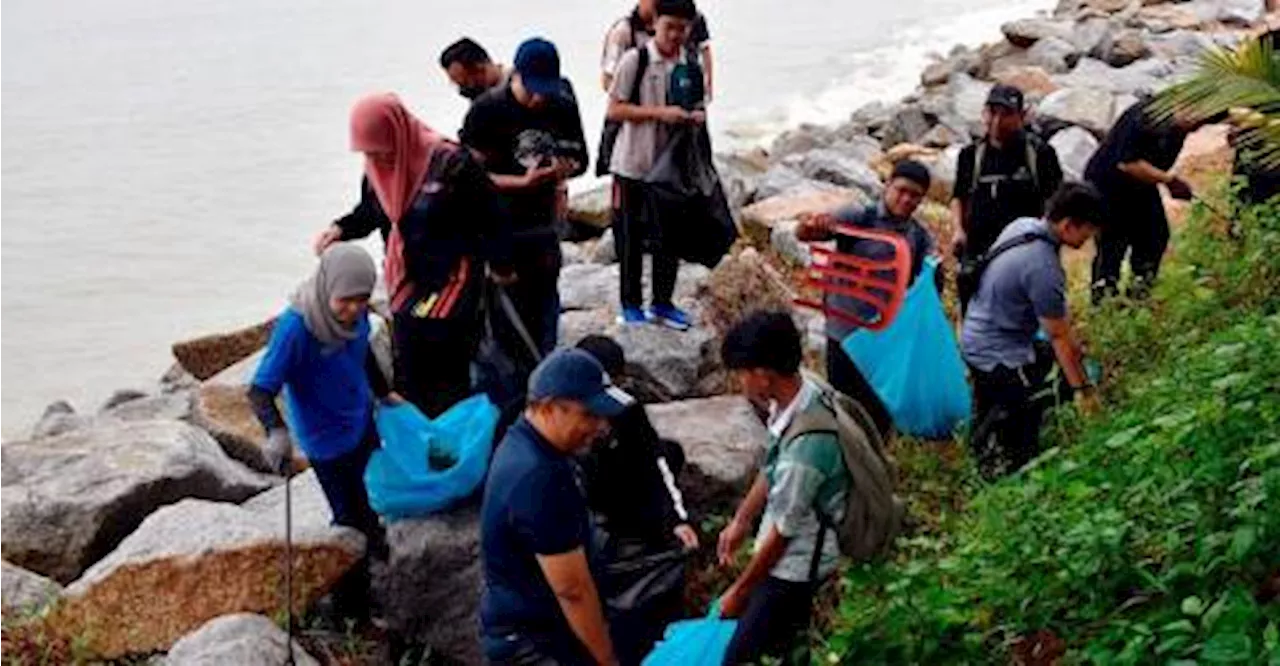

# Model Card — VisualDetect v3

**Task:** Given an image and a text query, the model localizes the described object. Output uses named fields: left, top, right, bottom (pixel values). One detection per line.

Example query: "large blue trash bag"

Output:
left=841, top=258, right=971, bottom=438
left=364, top=394, right=499, bottom=519
left=642, top=603, right=737, bottom=666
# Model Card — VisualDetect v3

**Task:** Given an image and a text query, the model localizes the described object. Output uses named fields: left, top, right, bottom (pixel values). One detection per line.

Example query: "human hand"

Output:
left=717, top=517, right=749, bottom=567
left=1166, top=176, right=1193, bottom=201
left=951, top=229, right=967, bottom=258
left=656, top=106, right=691, bottom=124
left=795, top=212, right=837, bottom=241
left=313, top=224, right=342, bottom=256
left=719, top=584, right=748, bottom=619
left=264, top=430, right=296, bottom=475
left=524, top=162, right=559, bottom=187
left=382, top=391, right=406, bottom=406
left=1076, top=387, right=1102, bottom=416
left=674, top=524, right=700, bottom=551
left=552, top=157, right=579, bottom=180
left=689, top=110, right=707, bottom=125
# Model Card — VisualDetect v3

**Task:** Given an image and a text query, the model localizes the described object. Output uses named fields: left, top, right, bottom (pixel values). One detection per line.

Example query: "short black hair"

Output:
left=655, top=0, right=698, bottom=21
left=1045, top=182, right=1105, bottom=228
left=721, top=311, right=802, bottom=376
left=439, top=38, right=491, bottom=69
left=576, top=335, right=626, bottom=377
left=890, top=159, right=931, bottom=191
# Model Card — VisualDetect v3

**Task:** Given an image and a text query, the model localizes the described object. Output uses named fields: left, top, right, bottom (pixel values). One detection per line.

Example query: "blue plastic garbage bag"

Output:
left=841, top=259, right=971, bottom=438
left=642, top=603, right=737, bottom=666
left=365, top=394, right=499, bottom=519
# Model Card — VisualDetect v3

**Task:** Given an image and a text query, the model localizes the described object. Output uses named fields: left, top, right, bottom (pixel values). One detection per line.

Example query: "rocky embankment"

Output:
left=1, top=0, right=1268, bottom=662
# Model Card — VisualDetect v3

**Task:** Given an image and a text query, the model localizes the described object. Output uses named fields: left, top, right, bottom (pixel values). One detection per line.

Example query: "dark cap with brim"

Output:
left=514, top=37, right=562, bottom=97
left=529, top=348, right=634, bottom=418
left=985, top=84, right=1025, bottom=111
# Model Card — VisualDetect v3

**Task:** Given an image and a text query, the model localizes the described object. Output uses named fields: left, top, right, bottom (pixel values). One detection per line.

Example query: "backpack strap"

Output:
left=981, top=231, right=1053, bottom=266
left=630, top=45, right=649, bottom=105
left=779, top=385, right=847, bottom=583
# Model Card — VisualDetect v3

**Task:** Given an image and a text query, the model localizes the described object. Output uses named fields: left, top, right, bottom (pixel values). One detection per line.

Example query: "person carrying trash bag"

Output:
left=575, top=335, right=698, bottom=665
left=714, top=312, right=903, bottom=665
left=247, top=242, right=393, bottom=623
left=795, top=159, right=937, bottom=440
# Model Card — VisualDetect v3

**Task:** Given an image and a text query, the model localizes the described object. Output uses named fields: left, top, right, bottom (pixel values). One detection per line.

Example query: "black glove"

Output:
left=1166, top=177, right=1194, bottom=201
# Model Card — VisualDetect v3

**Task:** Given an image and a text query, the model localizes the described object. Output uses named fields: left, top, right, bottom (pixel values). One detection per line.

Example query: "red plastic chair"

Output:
left=793, top=223, right=911, bottom=332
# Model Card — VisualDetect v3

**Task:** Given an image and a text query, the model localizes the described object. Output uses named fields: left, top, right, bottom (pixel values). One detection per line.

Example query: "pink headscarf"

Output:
left=349, top=93, right=447, bottom=310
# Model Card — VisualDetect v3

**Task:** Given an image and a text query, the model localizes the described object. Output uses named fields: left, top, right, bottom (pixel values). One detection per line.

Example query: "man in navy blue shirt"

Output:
left=481, top=348, right=634, bottom=665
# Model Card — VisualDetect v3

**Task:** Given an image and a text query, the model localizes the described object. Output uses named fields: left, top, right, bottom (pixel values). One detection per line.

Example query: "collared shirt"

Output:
left=607, top=40, right=692, bottom=179
left=755, top=377, right=848, bottom=582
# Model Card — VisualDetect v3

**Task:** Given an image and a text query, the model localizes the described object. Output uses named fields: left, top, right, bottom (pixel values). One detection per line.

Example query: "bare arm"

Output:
left=1118, top=159, right=1173, bottom=186
left=950, top=197, right=969, bottom=250
left=537, top=548, right=617, bottom=666
left=717, top=473, right=769, bottom=566
left=607, top=97, right=686, bottom=124
left=721, top=524, right=789, bottom=617
left=700, top=43, right=714, bottom=103
left=1040, top=315, right=1090, bottom=390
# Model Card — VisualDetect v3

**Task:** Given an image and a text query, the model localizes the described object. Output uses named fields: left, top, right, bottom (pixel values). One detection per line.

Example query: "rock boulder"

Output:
left=50, top=489, right=363, bottom=660
left=164, top=614, right=320, bottom=666
left=566, top=184, right=612, bottom=230
left=739, top=187, right=865, bottom=248
left=1049, top=126, right=1103, bottom=182
left=648, top=396, right=770, bottom=513
left=1037, top=87, right=1118, bottom=136
left=1, top=561, right=63, bottom=616
left=780, top=149, right=885, bottom=197
left=1, top=420, right=274, bottom=584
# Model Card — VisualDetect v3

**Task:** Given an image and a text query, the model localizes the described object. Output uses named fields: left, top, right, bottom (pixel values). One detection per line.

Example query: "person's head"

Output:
left=525, top=349, right=635, bottom=452
left=350, top=93, right=408, bottom=170
left=884, top=160, right=931, bottom=219
left=721, top=311, right=804, bottom=407
left=637, top=0, right=658, bottom=21
left=317, top=244, right=377, bottom=325
left=652, top=0, right=697, bottom=57
left=983, top=84, right=1027, bottom=145
left=576, top=335, right=626, bottom=378
left=439, top=38, right=497, bottom=100
left=1045, top=182, right=1105, bottom=249
left=512, top=38, right=561, bottom=109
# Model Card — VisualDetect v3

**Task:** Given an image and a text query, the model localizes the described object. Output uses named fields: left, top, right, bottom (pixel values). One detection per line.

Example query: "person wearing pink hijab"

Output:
left=315, top=93, right=513, bottom=417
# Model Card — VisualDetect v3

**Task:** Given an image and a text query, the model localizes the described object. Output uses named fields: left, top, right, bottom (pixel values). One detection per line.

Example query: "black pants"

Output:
left=722, top=577, right=817, bottom=666
left=614, top=177, right=678, bottom=310
left=968, top=352, right=1052, bottom=478
left=1092, top=188, right=1169, bottom=299
left=309, top=423, right=387, bottom=617
left=827, top=340, right=894, bottom=440
left=393, top=278, right=482, bottom=419
left=506, top=240, right=563, bottom=358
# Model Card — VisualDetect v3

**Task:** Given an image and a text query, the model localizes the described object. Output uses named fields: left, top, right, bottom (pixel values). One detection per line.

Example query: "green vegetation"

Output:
left=818, top=186, right=1280, bottom=664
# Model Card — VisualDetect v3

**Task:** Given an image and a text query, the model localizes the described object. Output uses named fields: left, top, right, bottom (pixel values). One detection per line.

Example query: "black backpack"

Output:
left=595, top=44, right=650, bottom=177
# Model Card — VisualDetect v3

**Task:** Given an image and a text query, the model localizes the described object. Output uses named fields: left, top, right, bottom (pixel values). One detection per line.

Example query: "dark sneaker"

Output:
left=617, top=306, right=648, bottom=325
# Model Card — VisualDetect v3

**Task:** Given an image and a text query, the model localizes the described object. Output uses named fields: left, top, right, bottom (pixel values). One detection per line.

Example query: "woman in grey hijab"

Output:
left=248, top=243, right=393, bottom=619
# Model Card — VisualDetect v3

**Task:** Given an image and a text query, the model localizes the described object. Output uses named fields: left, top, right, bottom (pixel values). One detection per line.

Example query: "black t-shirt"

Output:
left=460, top=82, right=588, bottom=237
left=1084, top=102, right=1188, bottom=196
left=953, top=133, right=1064, bottom=257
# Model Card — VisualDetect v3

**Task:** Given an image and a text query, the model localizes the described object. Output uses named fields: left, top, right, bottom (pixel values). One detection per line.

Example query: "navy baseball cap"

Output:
left=986, top=84, right=1025, bottom=112
left=528, top=348, right=634, bottom=417
left=514, top=38, right=562, bottom=98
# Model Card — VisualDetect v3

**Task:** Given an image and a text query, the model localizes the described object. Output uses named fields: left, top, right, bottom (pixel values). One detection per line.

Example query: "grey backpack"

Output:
left=782, top=373, right=905, bottom=564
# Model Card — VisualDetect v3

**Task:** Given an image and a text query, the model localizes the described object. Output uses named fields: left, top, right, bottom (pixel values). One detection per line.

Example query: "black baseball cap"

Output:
left=528, top=349, right=634, bottom=417
left=514, top=37, right=562, bottom=98
left=985, top=84, right=1025, bottom=112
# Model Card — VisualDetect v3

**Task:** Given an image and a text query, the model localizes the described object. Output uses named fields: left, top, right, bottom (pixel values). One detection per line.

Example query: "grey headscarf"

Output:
left=290, top=243, right=378, bottom=348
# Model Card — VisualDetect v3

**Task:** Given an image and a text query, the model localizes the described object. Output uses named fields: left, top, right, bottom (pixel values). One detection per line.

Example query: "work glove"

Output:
left=264, top=429, right=295, bottom=475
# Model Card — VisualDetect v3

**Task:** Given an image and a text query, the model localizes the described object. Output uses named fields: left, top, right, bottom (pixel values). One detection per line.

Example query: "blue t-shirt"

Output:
left=251, top=308, right=373, bottom=461
left=960, top=217, right=1065, bottom=372
left=480, top=417, right=590, bottom=648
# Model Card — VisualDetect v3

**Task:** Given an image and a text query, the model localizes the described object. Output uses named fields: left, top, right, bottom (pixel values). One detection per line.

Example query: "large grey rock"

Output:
left=781, top=149, right=885, bottom=197
left=946, top=74, right=996, bottom=134
left=611, top=323, right=720, bottom=399
left=52, top=495, right=363, bottom=660
left=1054, top=57, right=1170, bottom=96
left=1098, top=28, right=1151, bottom=66
left=1144, top=29, right=1216, bottom=60
left=769, top=123, right=838, bottom=160
left=100, top=389, right=150, bottom=412
left=1037, top=87, right=1118, bottom=135
left=647, top=396, right=770, bottom=513
left=566, top=183, right=612, bottom=230
left=878, top=105, right=932, bottom=148
left=1, top=561, right=63, bottom=615
left=376, top=508, right=483, bottom=666
left=557, top=262, right=708, bottom=315
left=591, top=228, right=618, bottom=264
left=753, top=164, right=811, bottom=202
left=29, top=400, right=90, bottom=439
left=559, top=308, right=617, bottom=347
left=1184, top=0, right=1264, bottom=25
left=1, top=420, right=275, bottom=584
left=847, top=101, right=895, bottom=133
left=1049, top=126, right=1102, bottom=181
left=164, top=614, right=320, bottom=666
left=1071, top=16, right=1117, bottom=55
left=106, top=391, right=194, bottom=423
left=1028, top=36, right=1083, bottom=73
left=560, top=241, right=589, bottom=266
left=831, top=134, right=885, bottom=165
left=1001, top=18, right=1076, bottom=47
left=770, top=219, right=813, bottom=267
left=715, top=150, right=769, bottom=211
left=190, top=384, right=293, bottom=474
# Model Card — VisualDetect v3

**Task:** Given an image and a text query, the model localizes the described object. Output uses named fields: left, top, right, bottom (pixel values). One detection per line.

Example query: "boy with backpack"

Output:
left=604, top=0, right=706, bottom=330
left=716, top=312, right=902, bottom=665
left=951, top=84, right=1064, bottom=311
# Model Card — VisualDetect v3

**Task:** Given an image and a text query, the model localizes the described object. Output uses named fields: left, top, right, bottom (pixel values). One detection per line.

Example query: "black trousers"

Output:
left=614, top=177, right=678, bottom=310
left=309, top=423, right=387, bottom=617
left=1092, top=187, right=1169, bottom=296
left=826, top=341, right=894, bottom=440
left=722, top=577, right=817, bottom=666
left=967, top=350, right=1053, bottom=478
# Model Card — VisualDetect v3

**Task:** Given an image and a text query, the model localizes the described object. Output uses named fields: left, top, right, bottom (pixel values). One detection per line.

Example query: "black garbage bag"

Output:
left=595, top=531, right=689, bottom=666
left=644, top=125, right=736, bottom=268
